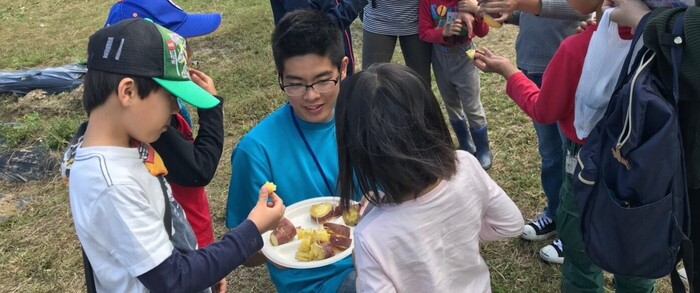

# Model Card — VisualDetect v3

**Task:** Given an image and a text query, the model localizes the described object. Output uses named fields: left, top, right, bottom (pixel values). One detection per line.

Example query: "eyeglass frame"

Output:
left=278, top=74, right=341, bottom=97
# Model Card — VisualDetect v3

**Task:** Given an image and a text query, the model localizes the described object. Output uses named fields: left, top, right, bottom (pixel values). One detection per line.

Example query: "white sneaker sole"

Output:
left=521, top=225, right=556, bottom=241
left=539, top=245, right=564, bottom=264
left=678, top=268, right=689, bottom=288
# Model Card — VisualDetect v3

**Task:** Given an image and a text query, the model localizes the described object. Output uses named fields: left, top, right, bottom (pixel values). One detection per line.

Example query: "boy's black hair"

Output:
left=336, top=63, right=458, bottom=210
left=82, top=69, right=162, bottom=114
left=271, top=9, right=345, bottom=73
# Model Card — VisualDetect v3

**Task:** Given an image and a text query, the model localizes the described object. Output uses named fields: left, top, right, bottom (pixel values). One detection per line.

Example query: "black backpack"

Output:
left=573, top=11, right=692, bottom=292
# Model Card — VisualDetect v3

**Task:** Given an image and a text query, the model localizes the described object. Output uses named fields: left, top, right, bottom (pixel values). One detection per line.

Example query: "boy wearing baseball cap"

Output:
left=102, top=0, right=225, bottom=253
left=64, top=19, right=285, bottom=293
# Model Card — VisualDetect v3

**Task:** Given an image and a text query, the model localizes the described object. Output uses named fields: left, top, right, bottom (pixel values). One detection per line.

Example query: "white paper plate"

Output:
left=261, top=196, right=355, bottom=269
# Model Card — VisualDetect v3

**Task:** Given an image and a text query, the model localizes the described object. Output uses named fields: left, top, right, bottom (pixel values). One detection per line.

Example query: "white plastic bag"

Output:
left=574, top=8, right=632, bottom=139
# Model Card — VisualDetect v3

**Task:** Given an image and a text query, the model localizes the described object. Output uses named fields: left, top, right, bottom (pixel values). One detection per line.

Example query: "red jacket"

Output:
left=505, top=25, right=632, bottom=144
left=418, top=0, right=488, bottom=46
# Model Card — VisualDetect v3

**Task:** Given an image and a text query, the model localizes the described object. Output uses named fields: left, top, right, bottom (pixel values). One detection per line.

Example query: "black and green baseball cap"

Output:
left=86, top=18, right=219, bottom=109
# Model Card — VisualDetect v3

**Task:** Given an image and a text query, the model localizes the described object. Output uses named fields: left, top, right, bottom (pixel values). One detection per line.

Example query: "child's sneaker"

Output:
left=539, top=239, right=564, bottom=264
left=522, top=213, right=556, bottom=241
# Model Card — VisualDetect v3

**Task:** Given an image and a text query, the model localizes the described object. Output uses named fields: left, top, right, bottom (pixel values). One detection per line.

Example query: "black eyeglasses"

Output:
left=279, top=75, right=340, bottom=97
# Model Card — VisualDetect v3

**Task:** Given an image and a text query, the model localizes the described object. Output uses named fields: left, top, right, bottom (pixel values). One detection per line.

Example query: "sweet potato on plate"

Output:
left=270, top=217, right=297, bottom=246
left=310, top=203, right=339, bottom=223
left=342, top=203, right=361, bottom=226
left=323, top=222, right=351, bottom=238
left=330, top=235, right=352, bottom=251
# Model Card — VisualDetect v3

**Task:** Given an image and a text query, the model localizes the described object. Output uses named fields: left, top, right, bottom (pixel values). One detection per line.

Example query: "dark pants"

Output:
left=361, top=30, right=432, bottom=84
left=522, top=70, right=565, bottom=220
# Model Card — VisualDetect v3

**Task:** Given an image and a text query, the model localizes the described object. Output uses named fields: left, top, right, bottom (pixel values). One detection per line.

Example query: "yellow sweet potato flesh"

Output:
left=310, top=203, right=336, bottom=223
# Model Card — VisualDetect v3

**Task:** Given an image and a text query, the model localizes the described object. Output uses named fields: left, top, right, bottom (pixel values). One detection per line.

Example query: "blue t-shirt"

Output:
left=226, top=103, right=353, bottom=293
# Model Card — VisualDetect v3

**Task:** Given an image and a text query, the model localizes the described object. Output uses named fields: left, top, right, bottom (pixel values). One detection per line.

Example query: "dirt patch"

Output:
left=1, top=86, right=83, bottom=120
left=0, top=193, right=21, bottom=222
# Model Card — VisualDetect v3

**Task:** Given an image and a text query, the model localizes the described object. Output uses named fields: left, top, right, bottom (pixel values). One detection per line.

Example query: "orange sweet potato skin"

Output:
left=270, top=217, right=297, bottom=246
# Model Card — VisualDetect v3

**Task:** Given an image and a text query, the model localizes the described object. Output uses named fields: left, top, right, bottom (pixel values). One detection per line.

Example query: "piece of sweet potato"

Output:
left=330, top=235, right=352, bottom=251
left=342, top=203, right=360, bottom=226
left=323, top=222, right=351, bottom=238
left=310, top=203, right=338, bottom=223
left=270, top=217, right=296, bottom=246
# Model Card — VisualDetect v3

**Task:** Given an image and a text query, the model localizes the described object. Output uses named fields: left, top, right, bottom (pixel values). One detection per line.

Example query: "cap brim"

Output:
left=152, top=78, right=220, bottom=109
left=175, top=13, right=222, bottom=38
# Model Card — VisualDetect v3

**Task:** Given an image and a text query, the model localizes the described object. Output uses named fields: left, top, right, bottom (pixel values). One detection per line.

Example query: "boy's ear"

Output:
left=340, top=57, right=349, bottom=80
left=116, top=78, right=136, bottom=107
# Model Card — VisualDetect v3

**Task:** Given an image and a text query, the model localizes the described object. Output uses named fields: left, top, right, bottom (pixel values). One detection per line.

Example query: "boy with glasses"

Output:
left=225, top=10, right=356, bottom=293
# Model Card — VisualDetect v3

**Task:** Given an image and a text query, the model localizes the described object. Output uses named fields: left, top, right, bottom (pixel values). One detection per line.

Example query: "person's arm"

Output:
left=418, top=0, right=449, bottom=45
left=138, top=184, right=284, bottom=292
left=478, top=0, right=589, bottom=22
left=505, top=42, right=581, bottom=124
left=354, top=235, right=398, bottom=293
left=87, top=185, right=255, bottom=293
left=564, top=0, right=602, bottom=14
left=137, top=220, right=263, bottom=293
left=473, top=161, right=524, bottom=242
left=538, top=0, right=591, bottom=20
left=151, top=96, right=224, bottom=187
left=324, top=0, right=369, bottom=29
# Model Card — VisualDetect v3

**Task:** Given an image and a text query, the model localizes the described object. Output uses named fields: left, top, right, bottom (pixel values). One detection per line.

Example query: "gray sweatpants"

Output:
left=431, top=43, right=486, bottom=128
left=362, top=30, right=432, bottom=84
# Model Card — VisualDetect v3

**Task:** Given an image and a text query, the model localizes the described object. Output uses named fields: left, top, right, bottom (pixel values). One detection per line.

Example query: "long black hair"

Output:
left=336, top=63, right=457, bottom=210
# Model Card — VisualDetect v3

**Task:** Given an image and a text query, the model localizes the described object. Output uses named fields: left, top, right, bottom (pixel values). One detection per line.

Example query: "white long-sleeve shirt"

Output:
left=354, top=151, right=524, bottom=293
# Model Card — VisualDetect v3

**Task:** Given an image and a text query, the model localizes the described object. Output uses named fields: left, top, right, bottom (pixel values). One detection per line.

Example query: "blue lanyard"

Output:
left=289, top=106, right=335, bottom=196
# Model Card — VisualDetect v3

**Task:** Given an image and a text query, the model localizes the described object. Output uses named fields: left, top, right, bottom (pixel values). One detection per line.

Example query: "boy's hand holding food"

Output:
left=472, top=48, right=521, bottom=78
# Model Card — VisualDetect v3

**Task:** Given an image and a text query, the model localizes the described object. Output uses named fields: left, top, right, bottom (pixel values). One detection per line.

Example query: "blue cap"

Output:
left=104, top=0, right=222, bottom=38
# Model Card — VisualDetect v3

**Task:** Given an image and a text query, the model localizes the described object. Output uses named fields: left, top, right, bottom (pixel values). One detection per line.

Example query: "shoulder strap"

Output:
left=664, top=11, right=693, bottom=293
left=158, top=175, right=173, bottom=240
left=82, top=249, right=97, bottom=293
left=615, top=12, right=653, bottom=90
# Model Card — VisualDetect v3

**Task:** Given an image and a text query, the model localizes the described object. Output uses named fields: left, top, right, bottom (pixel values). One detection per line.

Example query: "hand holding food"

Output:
left=472, top=47, right=520, bottom=78
left=248, top=183, right=285, bottom=233
left=443, top=19, right=464, bottom=37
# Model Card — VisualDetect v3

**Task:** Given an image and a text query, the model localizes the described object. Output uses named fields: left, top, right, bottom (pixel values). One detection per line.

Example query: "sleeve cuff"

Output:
left=229, top=219, right=264, bottom=258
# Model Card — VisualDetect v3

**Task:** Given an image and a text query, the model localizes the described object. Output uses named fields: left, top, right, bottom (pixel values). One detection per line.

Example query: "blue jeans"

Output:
left=522, top=70, right=565, bottom=220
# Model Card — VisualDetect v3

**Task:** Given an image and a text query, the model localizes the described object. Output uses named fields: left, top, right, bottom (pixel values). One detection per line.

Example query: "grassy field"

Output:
left=0, top=0, right=674, bottom=292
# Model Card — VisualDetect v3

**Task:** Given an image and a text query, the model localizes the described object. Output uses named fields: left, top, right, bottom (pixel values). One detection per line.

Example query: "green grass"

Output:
left=0, top=0, right=673, bottom=292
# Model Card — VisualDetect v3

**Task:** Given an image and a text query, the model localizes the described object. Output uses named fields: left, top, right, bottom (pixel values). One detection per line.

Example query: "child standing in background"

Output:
left=336, top=63, right=523, bottom=292
left=473, top=5, right=656, bottom=291
left=419, top=0, right=493, bottom=169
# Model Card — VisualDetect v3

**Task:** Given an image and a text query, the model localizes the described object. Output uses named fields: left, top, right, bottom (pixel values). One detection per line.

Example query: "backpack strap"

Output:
left=614, top=12, right=653, bottom=91
left=82, top=249, right=97, bottom=293
left=158, top=175, right=173, bottom=240
left=663, top=11, right=693, bottom=293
